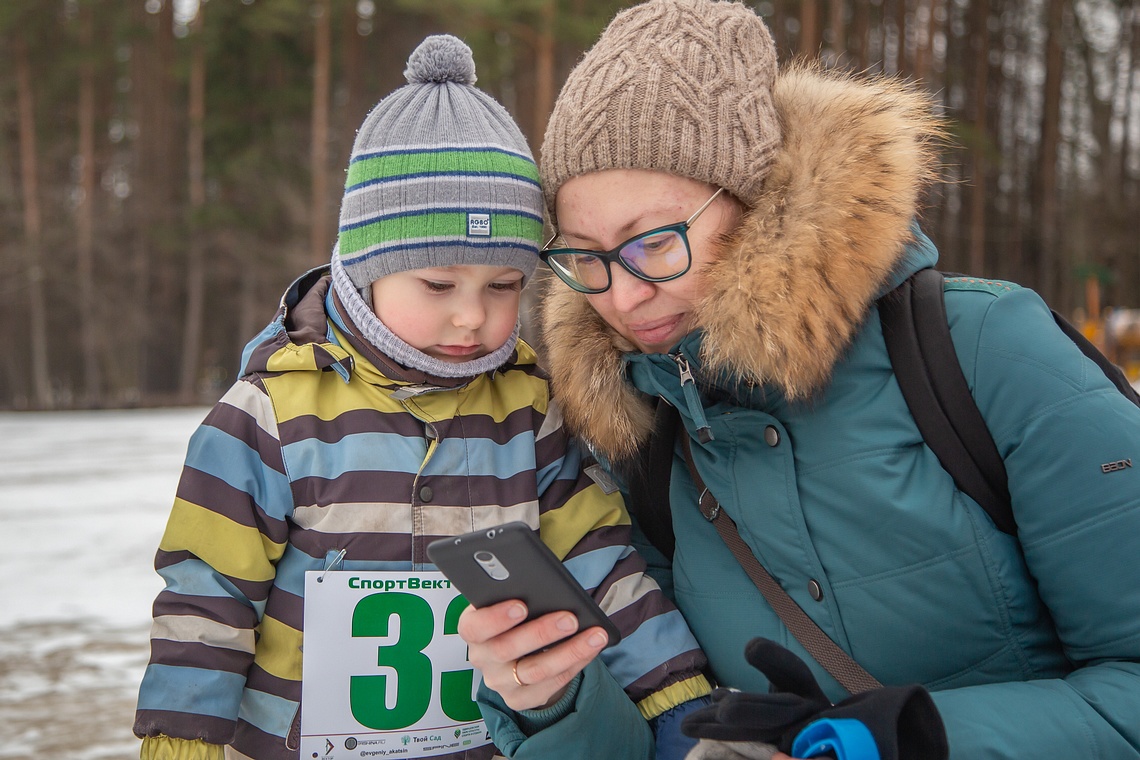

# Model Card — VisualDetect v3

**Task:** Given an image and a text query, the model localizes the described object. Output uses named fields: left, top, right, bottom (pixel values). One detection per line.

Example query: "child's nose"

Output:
left=453, top=297, right=486, bottom=329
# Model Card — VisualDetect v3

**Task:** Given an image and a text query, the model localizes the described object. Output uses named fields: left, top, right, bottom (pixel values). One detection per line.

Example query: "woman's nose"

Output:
left=607, top=264, right=655, bottom=312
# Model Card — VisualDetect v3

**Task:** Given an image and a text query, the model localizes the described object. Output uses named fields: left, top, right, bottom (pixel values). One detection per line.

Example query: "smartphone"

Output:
left=426, top=521, right=621, bottom=649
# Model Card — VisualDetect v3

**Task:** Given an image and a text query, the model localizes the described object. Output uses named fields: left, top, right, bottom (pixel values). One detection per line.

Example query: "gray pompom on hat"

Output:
left=332, top=34, right=542, bottom=299
left=404, top=34, right=477, bottom=85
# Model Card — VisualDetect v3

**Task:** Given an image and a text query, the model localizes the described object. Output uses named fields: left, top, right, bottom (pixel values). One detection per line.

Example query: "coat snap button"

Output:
left=808, top=579, right=824, bottom=602
left=764, top=425, right=780, bottom=446
left=418, top=485, right=433, bottom=502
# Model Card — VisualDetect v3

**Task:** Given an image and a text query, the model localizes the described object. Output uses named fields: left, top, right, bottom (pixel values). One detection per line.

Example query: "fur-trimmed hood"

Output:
left=541, top=64, right=944, bottom=462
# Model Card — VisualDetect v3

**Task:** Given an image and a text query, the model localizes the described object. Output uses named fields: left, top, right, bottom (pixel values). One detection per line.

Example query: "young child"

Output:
left=133, top=35, right=710, bottom=760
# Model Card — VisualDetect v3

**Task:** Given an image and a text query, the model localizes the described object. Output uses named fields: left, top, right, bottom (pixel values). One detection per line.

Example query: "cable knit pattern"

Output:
left=541, top=0, right=780, bottom=219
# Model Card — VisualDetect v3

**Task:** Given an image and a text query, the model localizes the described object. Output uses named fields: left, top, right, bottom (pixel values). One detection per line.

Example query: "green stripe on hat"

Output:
left=333, top=35, right=543, bottom=291
left=339, top=211, right=543, bottom=257
left=346, top=149, right=539, bottom=189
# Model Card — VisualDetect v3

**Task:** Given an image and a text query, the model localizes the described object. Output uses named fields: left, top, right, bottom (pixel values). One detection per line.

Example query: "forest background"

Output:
left=1, top=0, right=1138, bottom=411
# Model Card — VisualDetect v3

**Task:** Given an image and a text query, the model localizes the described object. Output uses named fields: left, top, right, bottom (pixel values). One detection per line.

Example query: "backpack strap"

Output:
left=627, top=398, right=680, bottom=559
left=878, top=268, right=1016, bottom=535
left=1050, top=311, right=1140, bottom=407
left=629, top=269, right=1136, bottom=551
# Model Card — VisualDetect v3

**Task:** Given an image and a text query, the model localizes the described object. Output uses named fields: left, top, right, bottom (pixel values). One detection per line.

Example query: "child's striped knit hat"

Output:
left=333, top=35, right=543, bottom=294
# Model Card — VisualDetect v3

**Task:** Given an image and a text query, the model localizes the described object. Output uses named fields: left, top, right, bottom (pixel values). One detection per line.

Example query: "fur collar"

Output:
left=541, top=64, right=944, bottom=462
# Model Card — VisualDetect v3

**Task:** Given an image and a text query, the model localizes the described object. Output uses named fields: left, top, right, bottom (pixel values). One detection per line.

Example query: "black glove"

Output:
left=681, top=638, right=948, bottom=760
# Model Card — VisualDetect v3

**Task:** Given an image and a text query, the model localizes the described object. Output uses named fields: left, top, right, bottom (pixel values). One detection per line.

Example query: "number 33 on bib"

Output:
left=301, top=571, right=490, bottom=758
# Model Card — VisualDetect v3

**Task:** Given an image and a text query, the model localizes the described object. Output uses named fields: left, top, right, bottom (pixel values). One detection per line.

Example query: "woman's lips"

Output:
left=628, top=314, right=684, bottom=347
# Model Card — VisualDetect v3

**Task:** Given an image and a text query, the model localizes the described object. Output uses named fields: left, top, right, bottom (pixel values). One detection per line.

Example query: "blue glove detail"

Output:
left=792, top=718, right=879, bottom=760
left=652, top=696, right=712, bottom=760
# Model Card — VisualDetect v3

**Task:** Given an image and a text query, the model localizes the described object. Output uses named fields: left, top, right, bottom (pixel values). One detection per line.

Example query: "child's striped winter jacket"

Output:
left=134, top=270, right=710, bottom=759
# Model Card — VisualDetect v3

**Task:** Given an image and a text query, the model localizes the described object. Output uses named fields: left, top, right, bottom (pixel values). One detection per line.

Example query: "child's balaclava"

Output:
left=330, top=34, right=542, bottom=378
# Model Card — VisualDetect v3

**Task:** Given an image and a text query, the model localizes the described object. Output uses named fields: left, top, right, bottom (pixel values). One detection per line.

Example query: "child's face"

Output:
left=370, top=265, right=524, bottom=363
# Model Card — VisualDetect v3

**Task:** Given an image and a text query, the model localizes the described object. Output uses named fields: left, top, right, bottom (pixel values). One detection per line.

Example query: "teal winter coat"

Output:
left=483, top=65, right=1140, bottom=758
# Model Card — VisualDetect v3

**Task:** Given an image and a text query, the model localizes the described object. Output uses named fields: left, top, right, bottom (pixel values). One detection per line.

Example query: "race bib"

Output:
left=300, top=571, right=491, bottom=758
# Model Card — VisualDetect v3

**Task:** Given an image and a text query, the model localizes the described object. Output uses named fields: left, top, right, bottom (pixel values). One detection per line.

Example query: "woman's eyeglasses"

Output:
left=540, top=187, right=726, bottom=294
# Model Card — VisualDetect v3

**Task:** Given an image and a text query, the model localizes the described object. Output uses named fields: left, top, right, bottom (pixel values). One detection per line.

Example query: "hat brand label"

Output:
left=467, top=213, right=492, bottom=237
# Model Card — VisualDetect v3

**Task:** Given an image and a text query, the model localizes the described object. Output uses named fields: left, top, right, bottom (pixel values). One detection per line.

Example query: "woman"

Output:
left=458, top=1, right=1140, bottom=758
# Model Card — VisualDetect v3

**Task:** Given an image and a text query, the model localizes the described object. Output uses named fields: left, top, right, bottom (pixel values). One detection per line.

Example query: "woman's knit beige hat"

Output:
left=540, top=0, right=781, bottom=216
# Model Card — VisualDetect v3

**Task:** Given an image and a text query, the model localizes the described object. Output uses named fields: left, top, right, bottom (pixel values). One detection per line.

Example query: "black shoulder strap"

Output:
left=679, top=434, right=882, bottom=695
left=1050, top=310, right=1140, bottom=407
left=627, top=399, right=680, bottom=559
left=878, top=269, right=1017, bottom=535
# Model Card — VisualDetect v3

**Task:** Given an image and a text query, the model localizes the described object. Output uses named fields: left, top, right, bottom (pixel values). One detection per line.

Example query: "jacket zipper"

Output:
left=673, top=352, right=714, bottom=443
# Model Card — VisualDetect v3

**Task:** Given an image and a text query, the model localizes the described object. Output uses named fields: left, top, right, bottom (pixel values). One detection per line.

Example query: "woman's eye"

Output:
left=641, top=234, right=675, bottom=254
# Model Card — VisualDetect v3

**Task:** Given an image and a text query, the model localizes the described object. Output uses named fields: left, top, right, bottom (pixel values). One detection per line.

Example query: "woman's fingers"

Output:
left=512, top=625, right=609, bottom=687
left=456, top=598, right=528, bottom=644
left=493, top=626, right=609, bottom=710
left=456, top=600, right=609, bottom=710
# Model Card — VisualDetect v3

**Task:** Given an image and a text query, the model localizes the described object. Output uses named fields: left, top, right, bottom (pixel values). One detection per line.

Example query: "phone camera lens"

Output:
left=473, top=550, right=510, bottom=581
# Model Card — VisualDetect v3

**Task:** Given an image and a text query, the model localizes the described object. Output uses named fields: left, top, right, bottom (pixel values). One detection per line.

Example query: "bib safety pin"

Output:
left=318, top=548, right=347, bottom=582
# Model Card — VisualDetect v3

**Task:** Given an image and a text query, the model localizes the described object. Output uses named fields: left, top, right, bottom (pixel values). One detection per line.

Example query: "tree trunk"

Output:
left=76, top=0, right=102, bottom=405
left=968, top=0, right=990, bottom=274
left=893, top=0, right=910, bottom=76
left=15, top=37, right=53, bottom=409
left=828, top=0, right=845, bottom=63
left=239, top=252, right=262, bottom=361
left=771, top=0, right=791, bottom=57
left=180, top=1, right=207, bottom=404
left=801, top=0, right=821, bottom=58
left=1000, top=2, right=1028, bottom=283
left=129, top=0, right=177, bottom=401
left=1129, top=0, right=1140, bottom=303
left=1034, top=0, right=1065, bottom=304
left=852, top=0, right=871, bottom=71
left=1072, top=3, right=1132, bottom=308
left=533, top=0, right=556, bottom=159
left=310, top=0, right=332, bottom=266
left=341, top=1, right=366, bottom=169
left=913, top=0, right=935, bottom=82
left=1127, top=0, right=1140, bottom=199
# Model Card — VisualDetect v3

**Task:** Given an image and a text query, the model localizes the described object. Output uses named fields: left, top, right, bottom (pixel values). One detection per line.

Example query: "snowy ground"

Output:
left=0, top=407, right=209, bottom=760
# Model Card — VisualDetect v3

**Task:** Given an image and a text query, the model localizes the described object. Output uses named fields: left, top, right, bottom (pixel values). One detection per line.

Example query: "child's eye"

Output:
left=422, top=280, right=453, bottom=293
left=490, top=280, right=522, bottom=292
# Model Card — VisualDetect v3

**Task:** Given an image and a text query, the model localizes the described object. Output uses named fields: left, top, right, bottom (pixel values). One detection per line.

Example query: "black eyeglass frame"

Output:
left=539, top=187, right=726, bottom=294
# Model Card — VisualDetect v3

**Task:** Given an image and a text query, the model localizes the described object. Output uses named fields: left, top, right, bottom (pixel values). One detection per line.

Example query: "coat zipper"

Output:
left=673, top=352, right=714, bottom=443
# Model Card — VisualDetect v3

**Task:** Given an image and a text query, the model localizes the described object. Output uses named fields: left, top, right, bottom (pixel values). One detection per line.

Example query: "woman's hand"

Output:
left=457, top=599, right=610, bottom=711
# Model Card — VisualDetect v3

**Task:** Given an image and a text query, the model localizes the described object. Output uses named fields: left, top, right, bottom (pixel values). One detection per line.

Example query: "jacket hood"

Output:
left=542, top=63, right=944, bottom=462
left=240, top=268, right=357, bottom=380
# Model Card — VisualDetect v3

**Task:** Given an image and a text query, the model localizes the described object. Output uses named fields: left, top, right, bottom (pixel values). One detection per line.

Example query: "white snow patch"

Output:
left=0, top=407, right=208, bottom=759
